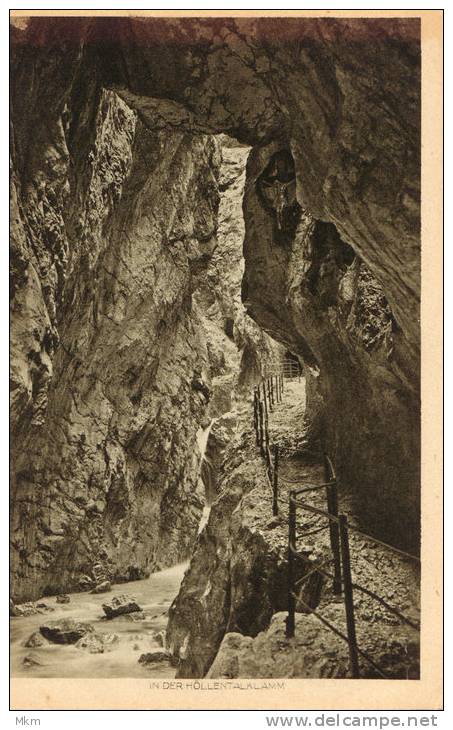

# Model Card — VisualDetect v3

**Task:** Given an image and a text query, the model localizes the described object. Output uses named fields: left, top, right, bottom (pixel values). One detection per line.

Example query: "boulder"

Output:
left=25, top=631, right=50, bottom=648
left=75, top=633, right=105, bottom=654
left=91, top=581, right=111, bottom=594
left=119, top=611, right=146, bottom=622
left=56, top=594, right=70, bottom=604
left=138, top=650, right=171, bottom=664
left=79, top=575, right=95, bottom=591
left=12, top=601, right=54, bottom=616
left=39, top=619, right=94, bottom=644
left=101, top=595, right=142, bottom=619
left=12, top=602, right=40, bottom=617
left=22, top=655, right=42, bottom=668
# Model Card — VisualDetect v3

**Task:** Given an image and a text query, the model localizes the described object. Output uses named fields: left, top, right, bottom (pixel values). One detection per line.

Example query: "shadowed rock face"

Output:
left=10, top=78, right=222, bottom=600
left=100, top=15, right=421, bottom=353
left=11, top=15, right=421, bottom=598
left=13, top=16, right=420, bottom=337
left=242, top=144, right=420, bottom=550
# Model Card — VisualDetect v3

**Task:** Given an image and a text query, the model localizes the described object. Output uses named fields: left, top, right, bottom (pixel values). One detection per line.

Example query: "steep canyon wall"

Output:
left=11, top=15, right=421, bottom=601
left=11, top=41, right=223, bottom=600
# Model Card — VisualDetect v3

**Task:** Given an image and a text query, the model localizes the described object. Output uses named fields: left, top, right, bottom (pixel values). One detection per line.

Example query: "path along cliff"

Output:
left=167, top=379, right=420, bottom=680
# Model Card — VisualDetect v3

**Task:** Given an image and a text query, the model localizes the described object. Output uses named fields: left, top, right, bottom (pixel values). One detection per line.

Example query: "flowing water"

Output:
left=11, top=417, right=218, bottom=678
left=10, top=562, right=188, bottom=678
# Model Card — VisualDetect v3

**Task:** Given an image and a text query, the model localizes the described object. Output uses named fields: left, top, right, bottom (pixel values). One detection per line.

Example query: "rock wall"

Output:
left=102, top=15, right=420, bottom=352
left=166, top=419, right=322, bottom=678
left=93, top=15, right=421, bottom=549
left=11, top=16, right=421, bottom=597
left=167, top=393, right=420, bottom=679
left=242, top=144, right=420, bottom=551
left=195, top=134, right=283, bottom=410
left=10, top=44, right=222, bottom=599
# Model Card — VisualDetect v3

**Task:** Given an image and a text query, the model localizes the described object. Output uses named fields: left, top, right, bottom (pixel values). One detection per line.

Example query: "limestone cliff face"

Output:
left=166, top=418, right=322, bottom=679
left=13, top=16, right=420, bottom=346
left=10, top=63, right=222, bottom=600
left=242, top=144, right=420, bottom=551
left=11, top=16, right=421, bottom=597
left=102, top=16, right=420, bottom=355
left=195, top=135, right=282, bottom=413
left=78, top=15, right=421, bottom=549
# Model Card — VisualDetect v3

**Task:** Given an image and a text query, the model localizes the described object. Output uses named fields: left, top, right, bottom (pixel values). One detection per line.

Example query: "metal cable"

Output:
left=292, top=498, right=420, bottom=564
left=298, top=558, right=420, bottom=631
left=290, top=593, right=391, bottom=679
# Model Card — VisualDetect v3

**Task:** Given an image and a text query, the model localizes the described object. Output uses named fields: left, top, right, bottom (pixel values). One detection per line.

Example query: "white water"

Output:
left=196, top=418, right=216, bottom=533
left=12, top=419, right=218, bottom=678
left=11, top=562, right=189, bottom=678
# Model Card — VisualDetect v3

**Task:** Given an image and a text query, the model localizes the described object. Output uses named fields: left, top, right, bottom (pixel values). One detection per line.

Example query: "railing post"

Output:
left=323, top=453, right=334, bottom=483
left=258, top=399, right=265, bottom=457
left=266, top=443, right=272, bottom=483
left=263, top=380, right=269, bottom=421
left=324, top=454, right=342, bottom=595
left=326, top=485, right=342, bottom=595
left=253, top=388, right=259, bottom=445
left=339, top=514, right=360, bottom=678
left=270, top=376, right=274, bottom=406
left=286, top=491, right=296, bottom=638
left=272, top=444, right=279, bottom=516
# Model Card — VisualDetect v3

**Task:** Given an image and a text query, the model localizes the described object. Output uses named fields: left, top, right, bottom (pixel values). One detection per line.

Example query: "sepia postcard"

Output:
left=9, top=8, right=443, bottom=711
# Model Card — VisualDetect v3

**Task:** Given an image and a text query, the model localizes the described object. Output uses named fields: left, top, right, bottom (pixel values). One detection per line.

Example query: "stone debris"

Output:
left=75, top=633, right=105, bottom=654
left=39, top=619, right=94, bottom=645
left=24, top=631, right=50, bottom=648
left=75, top=631, right=120, bottom=654
left=56, top=594, right=70, bottom=604
left=138, top=650, right=171, bottom=664
left=11, top=601, right=55, bottom=617
left=91, top=581, right=112, bottom=594
left=101, top=595, right=142, bottom=619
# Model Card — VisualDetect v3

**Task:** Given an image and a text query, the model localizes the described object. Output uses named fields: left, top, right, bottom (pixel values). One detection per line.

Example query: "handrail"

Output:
left=291, top=594, right=390, bottom=679
left=302, top=559, right=420, bottom=631
left=251, top=381, right=419, bottom=679
left=290, top=496, right=420, bottom=564
left=287, top=494, right=420, bottom=678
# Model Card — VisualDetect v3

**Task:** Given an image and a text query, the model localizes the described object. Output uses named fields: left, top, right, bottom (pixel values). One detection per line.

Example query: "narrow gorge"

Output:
left=10, top=15, right=421, bottom=681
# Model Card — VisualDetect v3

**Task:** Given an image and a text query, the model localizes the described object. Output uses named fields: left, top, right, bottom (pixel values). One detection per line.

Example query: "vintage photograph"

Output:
left=9, top=9, right=442, bottom=707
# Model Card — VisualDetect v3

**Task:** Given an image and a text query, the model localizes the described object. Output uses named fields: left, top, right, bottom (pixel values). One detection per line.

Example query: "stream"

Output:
left=10, top=562, right=188, bottom=678
left=11, top=417, right=217, bottom=678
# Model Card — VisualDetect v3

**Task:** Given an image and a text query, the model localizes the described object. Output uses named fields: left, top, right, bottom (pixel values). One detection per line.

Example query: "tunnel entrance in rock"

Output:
left=282, top=350, right=303, bottom=380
